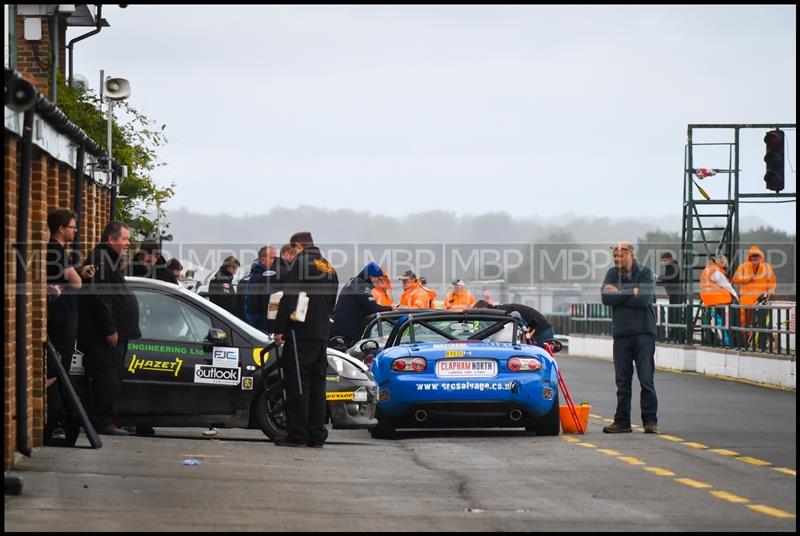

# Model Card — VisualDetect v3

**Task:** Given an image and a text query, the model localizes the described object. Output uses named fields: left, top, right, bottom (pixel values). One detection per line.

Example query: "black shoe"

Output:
left=98, top=424, right=131, bottom=436
left=136, top=426, right=156, bottom=436
left=273, top=438, right=305, bottom=448
left=602, top=422, right=632, bottom=434
left=643, top=422, right=658, bottom=434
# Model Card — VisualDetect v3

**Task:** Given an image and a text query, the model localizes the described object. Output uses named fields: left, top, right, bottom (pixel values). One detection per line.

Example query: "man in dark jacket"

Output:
left=656, top=251, right=685, bottom=343
left=600, top=241, right=658, bottom=435
left=242, top=246, right=277, bottom=331
left=472, top=300, right=554, bottom=342
left=77, top=220, right=141, bottom=436
left=332, top=262, right=393, bottom=347
left=127, top=240, right=160, bottom=278
left=208, top=256, right=241, bottom=317
left=273, top=232, right=339, bottom=448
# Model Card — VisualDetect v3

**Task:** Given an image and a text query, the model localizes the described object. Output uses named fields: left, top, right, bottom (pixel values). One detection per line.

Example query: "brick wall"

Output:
left=3, top=131, right=113, bottom=470
left=15, top=15, right=67, bottom=98
left=5, top=136, right=19, bottom=468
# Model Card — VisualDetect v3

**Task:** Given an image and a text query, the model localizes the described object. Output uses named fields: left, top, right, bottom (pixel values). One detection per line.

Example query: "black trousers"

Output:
left=81, top=338, right=128, bottom=430
left=281, top=335, right=328, bottom=444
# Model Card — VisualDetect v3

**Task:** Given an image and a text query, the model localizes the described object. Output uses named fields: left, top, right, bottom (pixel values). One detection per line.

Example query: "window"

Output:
left=134, top=289, right=214, bottom=343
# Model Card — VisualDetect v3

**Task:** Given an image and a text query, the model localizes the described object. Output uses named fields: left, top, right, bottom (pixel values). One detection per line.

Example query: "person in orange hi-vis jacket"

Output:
left=732, top=245, right=777, bottom=339
left=444, top=279, right=476, bottom=310
left=398, top=270, right=430, bottom=309
left=371, top=266, right=394, bottom=306
left=418, top=276, right=439, bottom=308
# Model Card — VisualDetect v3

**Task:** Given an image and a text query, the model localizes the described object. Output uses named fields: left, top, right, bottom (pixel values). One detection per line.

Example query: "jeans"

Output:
left=612, top=334, right=658, bottom=426
left=536, top=327, right=555, bottom=342
left=245, top=312, right=267, bottom=332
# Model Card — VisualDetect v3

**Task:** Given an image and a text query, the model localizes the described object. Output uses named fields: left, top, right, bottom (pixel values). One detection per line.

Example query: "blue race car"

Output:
left=368, top=309, right=562, bottom=439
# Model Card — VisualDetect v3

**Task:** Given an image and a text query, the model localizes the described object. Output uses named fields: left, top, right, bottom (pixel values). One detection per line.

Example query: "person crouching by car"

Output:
left=209, top=256, right=241, bottom=317
left=77, top=220, right=141, bottom=436
left=473, top=299, right=555, bottom=343
left=332, top=262, right=394, bottom=347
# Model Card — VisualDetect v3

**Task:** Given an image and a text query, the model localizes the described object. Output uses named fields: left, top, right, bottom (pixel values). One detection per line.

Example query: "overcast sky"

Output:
left=66, top=5, right=797, bottom=232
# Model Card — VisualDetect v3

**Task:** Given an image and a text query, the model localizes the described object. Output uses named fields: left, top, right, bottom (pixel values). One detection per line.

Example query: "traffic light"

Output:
left=763, top=129, right=785, bottom=193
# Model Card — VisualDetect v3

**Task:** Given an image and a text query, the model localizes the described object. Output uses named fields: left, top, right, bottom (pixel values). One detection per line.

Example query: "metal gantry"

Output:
left=681, top=123, right=796, bottom=342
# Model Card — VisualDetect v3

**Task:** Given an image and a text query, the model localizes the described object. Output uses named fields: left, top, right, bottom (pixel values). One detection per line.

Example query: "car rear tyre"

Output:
left=255, top=389, right=288, bottom=441
left=369, top=411, right=397, bottom=439
left=525, top=393, right=560, bottom=436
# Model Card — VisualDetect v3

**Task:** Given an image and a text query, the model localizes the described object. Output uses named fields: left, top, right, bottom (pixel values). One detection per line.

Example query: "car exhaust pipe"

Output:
left=414, top=409, right=428, bottom=422
left=509, top=409, right=523, bottom=422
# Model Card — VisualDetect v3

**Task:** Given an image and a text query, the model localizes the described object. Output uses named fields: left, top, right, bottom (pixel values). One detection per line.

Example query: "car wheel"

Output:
left=525, top=393, right=560, bottom=436
left=369, top=410, right=397, bottom=439
left=255, top=389, right=288, bottom=441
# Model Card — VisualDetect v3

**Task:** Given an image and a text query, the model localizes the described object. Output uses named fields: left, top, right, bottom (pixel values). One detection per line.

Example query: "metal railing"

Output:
left=570, top=302, right=796, bottom=356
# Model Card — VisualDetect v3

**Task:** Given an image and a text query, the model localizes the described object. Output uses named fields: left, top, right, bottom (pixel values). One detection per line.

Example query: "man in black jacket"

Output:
left=209, top=256, right=241, bottom=317
left=273, top=232, right=339, bottom=448
left=77, top=221, right=141, bottom=436
left=656, top=251, right=685, bottom=343
left=242, top=246, right=277, bottom=331
left=332, top=262, right=393, bottom=347
left=600, top=242, right=658, bottom=435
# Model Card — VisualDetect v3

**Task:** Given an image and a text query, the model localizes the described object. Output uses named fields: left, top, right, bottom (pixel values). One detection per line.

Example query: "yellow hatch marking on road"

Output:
left=710, top=491, right=749, bottom=504
left=675, top=478, right=713, bottom=489
left=736, top=456, right=772, bottom=467
left=645, top=467, right=676, bottom=476
left=773, top=467, right=796, bottom=477
left=658, top=434, right=684, bottom=442
left=682, top=442, right=708, bottom=449
left=709, top=448, right=739, bottom=456
left=618, top=456, right=646, bottom=465
left=596, top=449, right=622, bottom=456
left=601, top=418, right=614, bottom=424
left=561, top=436, right=581, bottom=443
left=631, top=425, right=642, bottom=429
left=589, top=413, right=603, bottom=419
left=746, top=505, right=796, bottom=519
left=578, top=442, right=598, bottom=448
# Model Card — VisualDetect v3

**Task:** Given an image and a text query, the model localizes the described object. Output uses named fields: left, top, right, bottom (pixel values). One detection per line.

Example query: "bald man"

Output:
left=600, top=241, right=658, bottom=434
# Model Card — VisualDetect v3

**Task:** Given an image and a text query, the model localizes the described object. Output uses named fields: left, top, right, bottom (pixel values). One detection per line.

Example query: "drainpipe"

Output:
left=74, top=141, right=85, bottom=256
left=49, top=12, right=58, bottom=104
left=15, top=108, right=34, bottom=458
left=67, top=5, right=104, bottom=89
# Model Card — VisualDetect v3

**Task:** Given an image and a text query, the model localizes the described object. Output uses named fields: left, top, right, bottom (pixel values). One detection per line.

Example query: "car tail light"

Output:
left=507, top=356, right=541, bottom=372
left=392, top=357, right=427, bottom=372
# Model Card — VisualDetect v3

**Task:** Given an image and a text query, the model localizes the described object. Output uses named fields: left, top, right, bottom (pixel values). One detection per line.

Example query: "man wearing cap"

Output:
left=398, top=271, right=430, bottom=309
left=444, top=279, right=476, bottom=311
left=332, top=262, right=394, bottom=347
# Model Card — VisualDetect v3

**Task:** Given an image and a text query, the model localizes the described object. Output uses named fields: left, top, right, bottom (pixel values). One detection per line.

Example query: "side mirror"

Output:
left=328, top=336, right=348, bottom=352
left=543, top=339, right=563, bottom=354
left=206, top=328, right=227, bottom=344
left=360, top=340, right=380, bottom=354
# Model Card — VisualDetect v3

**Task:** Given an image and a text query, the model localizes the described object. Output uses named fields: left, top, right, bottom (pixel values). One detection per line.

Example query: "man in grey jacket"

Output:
left=600, top=242, right=658, bottom=434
